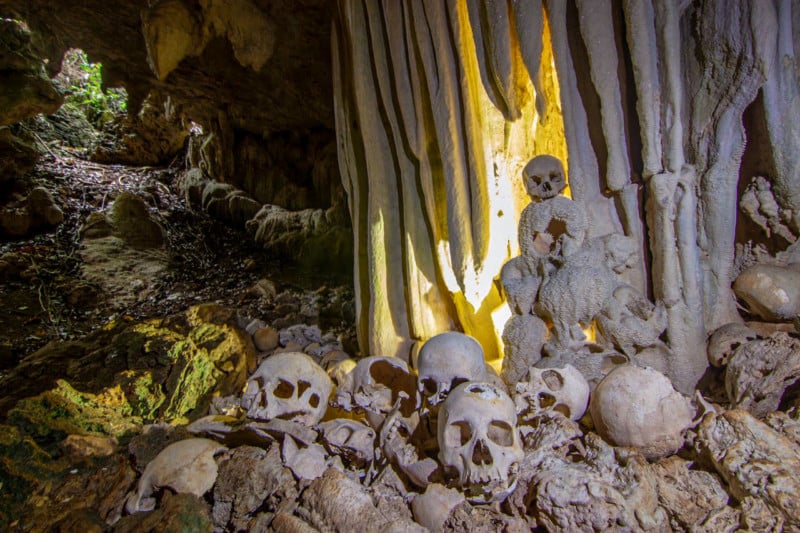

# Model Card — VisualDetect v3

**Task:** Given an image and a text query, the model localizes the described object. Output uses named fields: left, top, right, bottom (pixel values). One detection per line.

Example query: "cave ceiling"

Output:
left=2, top=0, right=336, bottom=136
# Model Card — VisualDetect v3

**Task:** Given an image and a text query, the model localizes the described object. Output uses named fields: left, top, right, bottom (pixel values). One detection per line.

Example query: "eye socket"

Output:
left=309, top=393, right=320, bottom=408
left=422, top=378, right=438, bottom=396
left=541, top=370, right=564, bottom=391
left=487, top=420, right=514, bottom=446
left=445, top=421, right=473, bottom=447
left=273, top=379, right=295, bottom=399
left=297, top=380, right=311, bottom=396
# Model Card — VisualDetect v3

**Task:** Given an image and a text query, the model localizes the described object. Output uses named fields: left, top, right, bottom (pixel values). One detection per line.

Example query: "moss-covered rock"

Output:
left=2, top=304, right=255, bottom=450
left=114, top=492, right=214, bottom=533
left=0, top=423, right=67, bottom=524
left=128, top=304, right=256, bottom=422
left=7, top=379, right=142, bottom=444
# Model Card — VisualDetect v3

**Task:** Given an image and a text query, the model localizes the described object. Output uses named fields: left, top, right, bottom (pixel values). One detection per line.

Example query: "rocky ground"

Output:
left=2, top=147, right=800, bottom=531
left=0, top=152, right=356, bottom=375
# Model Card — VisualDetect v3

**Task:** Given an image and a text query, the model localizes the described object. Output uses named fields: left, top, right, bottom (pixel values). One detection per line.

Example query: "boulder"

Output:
left=0, top=18, right=62, bottom=127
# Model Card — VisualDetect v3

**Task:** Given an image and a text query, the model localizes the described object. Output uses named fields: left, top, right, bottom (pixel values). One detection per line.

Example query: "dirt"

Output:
left=0, top=152, right=355, bottom=376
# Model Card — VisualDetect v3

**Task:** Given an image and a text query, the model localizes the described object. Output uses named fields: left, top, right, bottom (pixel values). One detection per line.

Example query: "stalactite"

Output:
left=333, top=0, right=559, bottom=362
left=575, top=0, right=646, bottom=293
left=760, top=0, right=800, bottom=233
left=334, top=0, right=791, bottom=394
left=686, top=0, right=774, bottom=330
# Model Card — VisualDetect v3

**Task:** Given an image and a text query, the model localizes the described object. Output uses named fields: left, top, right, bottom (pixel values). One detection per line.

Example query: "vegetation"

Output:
left=61, top=49, right=127, bottom=125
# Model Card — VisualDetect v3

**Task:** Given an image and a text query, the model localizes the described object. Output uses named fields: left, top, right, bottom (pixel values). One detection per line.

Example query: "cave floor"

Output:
left=0, top=153, right=355, bottom=379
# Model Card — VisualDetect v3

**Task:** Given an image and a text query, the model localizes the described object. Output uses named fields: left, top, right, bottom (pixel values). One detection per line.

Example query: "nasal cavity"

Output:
left=472, top=439, right=494, bottom=466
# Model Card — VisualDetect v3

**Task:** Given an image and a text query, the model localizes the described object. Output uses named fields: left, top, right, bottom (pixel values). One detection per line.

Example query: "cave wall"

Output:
left=333, top=0, right=800, bottom=391
left=333, top=0, right=565, bottom=361
left=3, top=0, right=799, bottom=387
left=0, top=0, right=338, bottom=205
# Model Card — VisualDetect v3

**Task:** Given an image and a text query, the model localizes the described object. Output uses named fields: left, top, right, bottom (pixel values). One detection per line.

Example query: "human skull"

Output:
left=513, top=364, right=590, bottom=423
left=318, top=418, right=376, bottom=470
left=241, top=352, right=333, bottom=426
left=522, top=155, right=567, bottom=200
left=707, top=323, right=758, bottom=367
left=125, top=438, right=226, bottom=514
left=438, top=382, right=524, bottom=502
left=334, top=356, right=419, bottom=429
left=539, top=343, right=629, bottom=391
left=417, top=332, right=487, bottom=408
left=589, top=365, right=694, bottom=459
left=411, top=484, right=465, bottom=532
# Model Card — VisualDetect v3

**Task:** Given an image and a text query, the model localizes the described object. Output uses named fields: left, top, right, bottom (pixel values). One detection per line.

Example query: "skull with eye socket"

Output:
left=241, top=352, right=333, bottom=426
left=437, top=382, right=524, bottom=503
left=417, top=332, right=487, bottom=411
left=523, top=155, right=567, bottom=201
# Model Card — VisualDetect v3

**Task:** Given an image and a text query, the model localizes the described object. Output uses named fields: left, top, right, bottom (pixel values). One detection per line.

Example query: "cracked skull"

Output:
left=513, top=364, right=590, bottom=423
left=437, top=382, right=523, bottom=503
left=319, top=418, right=375, bottom=470
left=334, top=355, right=419, bottom=429
left=241, top=352, right=332, bottom=426
left=707, top=322, right=758, bottom=368
left=522, top=154, right=567, bottom=200
left=417, top=332, right=487, bottom=408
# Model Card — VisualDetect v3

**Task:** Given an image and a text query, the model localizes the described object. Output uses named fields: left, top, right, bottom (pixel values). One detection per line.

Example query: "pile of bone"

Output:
left=120, top=329, right=800, bottom=531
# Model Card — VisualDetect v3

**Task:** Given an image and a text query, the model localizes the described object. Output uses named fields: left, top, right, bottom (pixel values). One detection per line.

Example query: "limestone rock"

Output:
left=653, top=455, right=731, bottom=530
left=200, top=181, right=262, bottom=227
left=212, top=445, right=296, bottom=531
left=115, top=492, right=214, bottom=533
left=59, top=434, right=118, bottom=458
left=500, top=313, right=547, bottom=386
left=0, top=424, right=67, bottom=524
left=8, top=379, right=143, bottom=443
left=0, top=186, right=64, bottom=237
left=764, top=410, right=800, bottom=447
left=108, top=192, right=165, bottom=249
left=298, top=468, right=392, bottom=531
left=247, top=203, right=352, bottom=274
left=531, top=463, right=635, bottom=532
left=0, top=18, right=62, bottom=127
left=693, top=409, right=800, bottom=528
left=0, top=128, right=38, bottom=181
left=1, top=305, right=255, bottom=439
left=725, top=332, right=800, bottom=418
left=442, top=501, right=529, bottom=532
left=733, top=264, right=800, bottom=321
left=92, top=91, right=188, bottom=166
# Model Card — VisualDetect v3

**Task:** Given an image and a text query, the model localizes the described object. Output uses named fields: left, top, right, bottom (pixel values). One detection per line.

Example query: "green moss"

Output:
left=0, top=424, right=67, bottom=523
left=116, top=370, right=166, bottom=419
left=161, top=339, right=216, bottom=420
left=7, top=379, right=141, bottom=445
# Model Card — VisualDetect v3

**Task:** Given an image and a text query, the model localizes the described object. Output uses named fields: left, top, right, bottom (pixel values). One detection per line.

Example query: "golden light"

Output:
left=416, top=13, right=569, bottom=371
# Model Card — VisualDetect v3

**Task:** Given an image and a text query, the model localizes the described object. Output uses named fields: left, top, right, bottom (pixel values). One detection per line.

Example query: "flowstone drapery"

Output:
left=334, top=0, right=800, bottom=393
left=333, top=0, right=565, bottom=362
